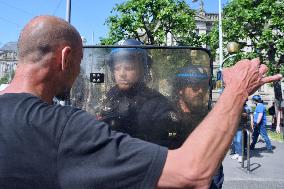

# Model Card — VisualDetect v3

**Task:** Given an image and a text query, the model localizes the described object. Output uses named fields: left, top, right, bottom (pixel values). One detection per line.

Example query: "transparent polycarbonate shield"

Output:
left=71, top=46, right=212, bottom=149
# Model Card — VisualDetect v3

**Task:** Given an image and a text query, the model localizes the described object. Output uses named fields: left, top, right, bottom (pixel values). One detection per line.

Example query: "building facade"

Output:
left=0, top=50, right=17, bottom=82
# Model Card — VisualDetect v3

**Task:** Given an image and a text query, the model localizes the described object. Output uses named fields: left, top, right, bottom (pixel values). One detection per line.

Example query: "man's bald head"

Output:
left=18, top=15, right=82, bottom=62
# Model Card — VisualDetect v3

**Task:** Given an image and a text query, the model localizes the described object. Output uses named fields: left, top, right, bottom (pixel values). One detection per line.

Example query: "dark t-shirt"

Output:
left=0, top=93, right=167, bottom=189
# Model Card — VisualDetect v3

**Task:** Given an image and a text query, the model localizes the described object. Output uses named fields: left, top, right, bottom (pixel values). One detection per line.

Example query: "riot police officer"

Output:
left=100, top=39, right=181, bottom=149
left=174, top=65, right=224, bottom=189
left=174, top=64, right=209, bottom=138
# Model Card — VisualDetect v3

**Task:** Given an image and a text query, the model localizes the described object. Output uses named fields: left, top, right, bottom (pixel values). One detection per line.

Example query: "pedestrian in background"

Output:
left=231, top=101, right=252, bottom=163
left=250, top=95, right=273, bottom=152
left=268, top=101, right=276, bottom=131
left=276, top=99, right=284, bottom=139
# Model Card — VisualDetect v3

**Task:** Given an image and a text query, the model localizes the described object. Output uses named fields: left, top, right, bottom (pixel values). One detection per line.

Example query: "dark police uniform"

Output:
left=101, top=83, right=182, bottom=149
left=177, top=106, right=208, bottom=141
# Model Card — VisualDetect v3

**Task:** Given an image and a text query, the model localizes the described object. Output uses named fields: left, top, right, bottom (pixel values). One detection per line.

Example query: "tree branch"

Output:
left=141, top=14, right=155, bottom=44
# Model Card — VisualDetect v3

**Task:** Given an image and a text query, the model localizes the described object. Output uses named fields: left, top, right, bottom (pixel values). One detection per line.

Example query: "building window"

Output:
left=196, top=29, right=199, bottom=35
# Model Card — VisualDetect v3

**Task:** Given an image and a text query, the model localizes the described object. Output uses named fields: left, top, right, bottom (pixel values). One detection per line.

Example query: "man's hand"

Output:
left=223, top=58, right=282, bottom=96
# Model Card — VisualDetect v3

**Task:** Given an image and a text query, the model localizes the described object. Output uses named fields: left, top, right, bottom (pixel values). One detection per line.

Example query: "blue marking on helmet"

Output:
left=177, top=73, right=208, bottom=79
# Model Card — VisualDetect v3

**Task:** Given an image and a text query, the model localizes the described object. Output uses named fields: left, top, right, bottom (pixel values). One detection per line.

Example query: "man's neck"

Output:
left=1, top=74, right=56, bottom=104
left=1, top=85, right=54, bottom=105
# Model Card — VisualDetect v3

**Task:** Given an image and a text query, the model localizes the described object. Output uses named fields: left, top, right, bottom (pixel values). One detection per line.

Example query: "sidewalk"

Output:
left=222, top=140, right=284, bottom=189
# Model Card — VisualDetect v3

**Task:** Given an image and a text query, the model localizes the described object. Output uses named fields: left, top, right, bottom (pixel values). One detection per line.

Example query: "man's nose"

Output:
left=198, top=88, right=203, bottom=93
left=119, top=68, right=126, bottom=77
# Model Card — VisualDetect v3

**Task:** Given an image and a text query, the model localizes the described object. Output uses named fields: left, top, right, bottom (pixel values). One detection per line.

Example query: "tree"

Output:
left=207, top=0, right=284, bottom=76
left=0, top=74, right=9, bottom=84
left=100, top=0, right=200, bottom=46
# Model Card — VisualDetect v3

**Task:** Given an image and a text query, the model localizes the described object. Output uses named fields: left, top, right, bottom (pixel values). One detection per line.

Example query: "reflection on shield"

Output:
left=71, top=46, right=212, bottom=149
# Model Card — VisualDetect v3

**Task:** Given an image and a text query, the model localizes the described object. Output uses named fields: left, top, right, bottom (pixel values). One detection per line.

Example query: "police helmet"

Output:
left=175, top=65, right=209, bottom=91
left=252, top=94, right=262, bottom=102
left=108, top=39, right=151, bottom=81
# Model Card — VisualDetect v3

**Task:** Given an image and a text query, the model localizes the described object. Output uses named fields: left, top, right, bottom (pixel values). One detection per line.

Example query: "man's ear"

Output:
left=61, top=46, right=71, bottom=71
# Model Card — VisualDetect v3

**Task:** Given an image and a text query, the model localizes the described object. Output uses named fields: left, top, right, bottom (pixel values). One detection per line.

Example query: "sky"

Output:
left=0, top=0, right=228, bottom=47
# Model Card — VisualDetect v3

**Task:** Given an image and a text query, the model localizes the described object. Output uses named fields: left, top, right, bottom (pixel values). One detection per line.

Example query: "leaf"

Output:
left=100, top=0, right=197, bottom=46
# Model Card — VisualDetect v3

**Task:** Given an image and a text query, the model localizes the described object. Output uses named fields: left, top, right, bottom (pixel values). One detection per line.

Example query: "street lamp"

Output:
left=216, top=42, right=240, bottom=90
left=218, top=0, right=223, bottom=71
left=227, top=42, right=240, bottom=53
left=66, top=0, right=71, bottom=23
left=221, top=42, right=240, bottom=69
left=192, top=0, right=224, bottom=71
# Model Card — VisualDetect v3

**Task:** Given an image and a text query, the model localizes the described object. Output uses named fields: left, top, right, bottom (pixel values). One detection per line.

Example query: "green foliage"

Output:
left=206, top=24, right=219, bottom=59
left=223, top=51, right=259, bottom=68
left=0, top=74, right=9, bottom=84
left=268, top=130, right=284, bottom=142
left=149, top=49, right=210, bottom=93
left=150, top=49, right=197, bottom=80
left=208, top=0, right=284, bottom=76
left=100, top=0, right=200, bottom=46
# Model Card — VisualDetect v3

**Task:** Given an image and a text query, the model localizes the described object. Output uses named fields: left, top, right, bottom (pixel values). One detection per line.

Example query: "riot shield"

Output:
left=71, top=46, right=212, bottom=149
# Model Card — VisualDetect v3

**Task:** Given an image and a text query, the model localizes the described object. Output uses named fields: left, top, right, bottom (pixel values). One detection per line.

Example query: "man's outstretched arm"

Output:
left=157, top=59, right=282, bottom=188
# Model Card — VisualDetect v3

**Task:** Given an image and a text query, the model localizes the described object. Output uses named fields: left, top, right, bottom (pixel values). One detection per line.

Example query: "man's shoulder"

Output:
left=256, top=103, right=264, bottom=107
left=0, top=92, right=81, bottom=123
left=142, top=92, right=173, bottom=110
left=0, top=93, right=41, bottom=106
left=255, top=103, right=265, bottom=112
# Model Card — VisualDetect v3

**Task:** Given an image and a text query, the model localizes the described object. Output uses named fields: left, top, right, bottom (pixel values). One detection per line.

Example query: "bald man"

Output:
left=0, top=15, right=282, bottom=189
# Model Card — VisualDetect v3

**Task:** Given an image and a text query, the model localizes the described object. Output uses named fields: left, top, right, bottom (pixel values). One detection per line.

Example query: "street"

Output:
left=222, top=140, right=284, bottom=189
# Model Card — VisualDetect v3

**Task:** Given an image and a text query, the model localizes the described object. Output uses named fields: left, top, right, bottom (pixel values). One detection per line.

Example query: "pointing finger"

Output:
left=261, top=74, right=282, bottom=84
